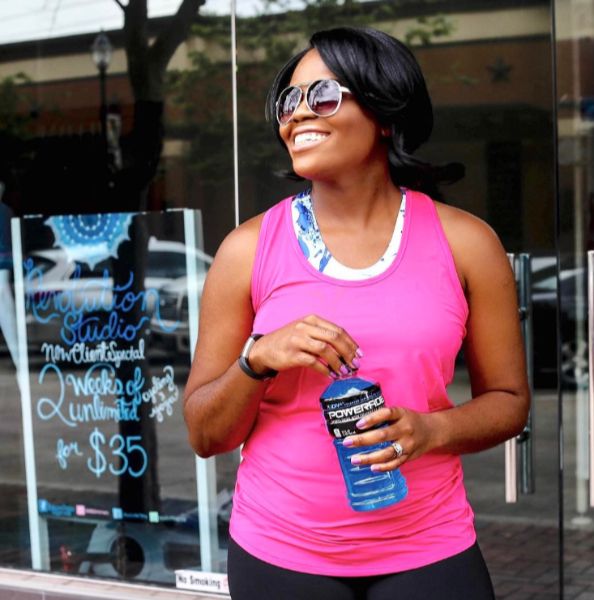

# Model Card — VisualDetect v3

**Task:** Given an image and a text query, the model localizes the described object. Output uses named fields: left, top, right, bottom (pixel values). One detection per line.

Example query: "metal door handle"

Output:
left=505, top=434, right=518, bottom=503
left=505, top=253, right=534, bottom=503
left=517, top=254, right=535, bottom=496
left=588, top=250, right=594, bottom=508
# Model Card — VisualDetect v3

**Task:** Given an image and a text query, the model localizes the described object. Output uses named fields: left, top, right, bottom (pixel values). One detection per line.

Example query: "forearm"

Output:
left=183, top=362, right=267, bottom=458
left=425, top=389, right=530, bottom=455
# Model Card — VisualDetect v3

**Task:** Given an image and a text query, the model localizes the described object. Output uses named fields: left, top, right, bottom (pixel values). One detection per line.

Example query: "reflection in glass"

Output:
left=0, top=0, right=236, bottom=583
left=11, top=209, right=210, bottom=583
left=555, top=1, right=594, bottom=596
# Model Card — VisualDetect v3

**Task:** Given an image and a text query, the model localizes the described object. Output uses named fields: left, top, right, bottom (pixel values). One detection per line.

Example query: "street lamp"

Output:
left=91, top=31, right=113, bottom=151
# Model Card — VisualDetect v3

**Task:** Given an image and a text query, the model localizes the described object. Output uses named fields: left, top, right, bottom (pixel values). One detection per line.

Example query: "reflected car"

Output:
left=150, top=278, right=192, bottom=357
left=76, top=489, right=232, bottom=584
left=148, top=251, right=211, bottom=357
left=11, top=237, right=211, bottom=352
left=531, top=260, right=586, bottom=389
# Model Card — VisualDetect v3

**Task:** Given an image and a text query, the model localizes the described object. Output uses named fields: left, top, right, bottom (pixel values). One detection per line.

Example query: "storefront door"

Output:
left=454, top=2, right=594, bottom=598
left=555, top=1, right=594, bottom=598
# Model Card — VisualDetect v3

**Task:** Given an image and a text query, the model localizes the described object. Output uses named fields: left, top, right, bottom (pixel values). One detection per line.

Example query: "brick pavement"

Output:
left=477, top=519, right=594, bottom=600
left=0, top=517, right=591, bottom=599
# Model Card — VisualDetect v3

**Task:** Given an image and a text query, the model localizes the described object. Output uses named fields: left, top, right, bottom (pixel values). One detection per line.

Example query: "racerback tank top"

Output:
left=229, top=189, right=476, bottom=576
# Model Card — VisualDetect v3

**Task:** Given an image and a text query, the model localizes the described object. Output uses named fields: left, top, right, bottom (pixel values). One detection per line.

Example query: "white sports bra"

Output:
left=290, top=188, right=406, bottom=281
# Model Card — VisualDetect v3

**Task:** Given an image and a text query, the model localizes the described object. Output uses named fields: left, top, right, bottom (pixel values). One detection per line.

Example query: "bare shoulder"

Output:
left=433, top=200, right=510, bottom=293
left=216, top=212, right=265, bottom=264
left=191, top=212, right=266, bottom=381
left=209, top=212, right=265, bottom=283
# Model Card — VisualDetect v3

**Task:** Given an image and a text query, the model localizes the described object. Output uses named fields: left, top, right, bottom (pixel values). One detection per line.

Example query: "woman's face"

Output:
left=278, top=49, right=386, bottom=183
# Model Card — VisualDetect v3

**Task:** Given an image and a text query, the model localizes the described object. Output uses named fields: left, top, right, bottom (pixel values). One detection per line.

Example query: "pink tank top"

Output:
left=229, top=190, right=476, bottom=576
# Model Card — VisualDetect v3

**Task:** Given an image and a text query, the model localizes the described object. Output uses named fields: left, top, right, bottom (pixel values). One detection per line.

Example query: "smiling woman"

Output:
left=183, top=26, right=530, bottom=600
left=277, top=54, right=385, bottom=186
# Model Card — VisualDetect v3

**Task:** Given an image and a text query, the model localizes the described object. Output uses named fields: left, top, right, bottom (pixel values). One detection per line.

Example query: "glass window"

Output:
left=0, top=0, right=235, bottom=591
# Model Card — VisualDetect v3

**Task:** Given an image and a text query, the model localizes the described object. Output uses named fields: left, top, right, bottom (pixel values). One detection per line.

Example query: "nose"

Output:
left=291, top=91, right=314, bottom=122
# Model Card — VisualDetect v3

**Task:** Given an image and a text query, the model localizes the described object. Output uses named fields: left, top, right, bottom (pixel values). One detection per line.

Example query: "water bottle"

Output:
left=320, top=375, right=408, bottom=511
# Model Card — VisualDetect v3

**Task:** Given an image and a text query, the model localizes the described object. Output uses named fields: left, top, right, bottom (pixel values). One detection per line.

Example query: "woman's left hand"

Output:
left=343, top=407, right=439, bottom=472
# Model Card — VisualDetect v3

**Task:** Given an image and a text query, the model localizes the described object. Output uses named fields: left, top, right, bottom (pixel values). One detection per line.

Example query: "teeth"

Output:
left=294, top=132, right=328, bottom=146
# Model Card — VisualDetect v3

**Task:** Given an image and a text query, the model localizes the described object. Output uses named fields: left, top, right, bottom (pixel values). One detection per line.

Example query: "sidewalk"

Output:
left=0, top=523, right=582, bottom=600
left=0, top=568, right=220, bottom=600
left=477, top=519, right=594, bottom=600
left=0, top=521, right=592, bottom=600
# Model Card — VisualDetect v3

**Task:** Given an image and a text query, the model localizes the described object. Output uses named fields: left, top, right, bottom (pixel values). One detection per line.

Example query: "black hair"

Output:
left=265, top=26, right=464, bottom=198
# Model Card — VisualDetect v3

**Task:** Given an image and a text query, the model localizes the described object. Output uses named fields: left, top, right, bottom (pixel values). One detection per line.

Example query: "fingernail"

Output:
left=352, top=357, right=361, bottom=369
left=343, top=437, right=354, bottom=447
left=351, top=455, right=362, bottom=465
left=329, top=369, right=339, bottom=380
left=356, top=348, right=364, bottom=358
left=340, top=364, right=350, bottom=376
left=370, top=464, right=381, bottom=472
left=356, top=418, right=367, bottom=429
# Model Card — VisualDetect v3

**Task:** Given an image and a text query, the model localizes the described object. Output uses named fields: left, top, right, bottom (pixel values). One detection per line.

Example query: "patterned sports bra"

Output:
left=290, top=188, right=407, bottom=281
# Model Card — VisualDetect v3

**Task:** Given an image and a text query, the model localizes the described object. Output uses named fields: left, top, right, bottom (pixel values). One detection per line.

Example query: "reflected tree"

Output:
left=104, top=0, right=207, bottom=546
left=168, top=1, right=455, bottom=216
left=109, top=0, right=206, bottom=212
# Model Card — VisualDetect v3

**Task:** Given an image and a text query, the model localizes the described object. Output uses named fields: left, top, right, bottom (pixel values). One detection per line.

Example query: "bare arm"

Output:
left=425, top=206, right=530, bottom=453
left=344, top=204, right=530, bottom=468
left=183, top=216, right=266, bottom=458
left=184, top=214, right=362, bottom=458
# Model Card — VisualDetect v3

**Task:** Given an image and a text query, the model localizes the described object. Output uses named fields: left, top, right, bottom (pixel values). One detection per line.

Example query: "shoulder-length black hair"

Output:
left=265, top=26, right=464, bottom=198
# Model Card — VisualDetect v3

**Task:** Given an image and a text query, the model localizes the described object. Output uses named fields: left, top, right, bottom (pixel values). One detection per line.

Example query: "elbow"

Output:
left=187, top=432, right=236, bottom=459
left=184, top=401, right=237, bottom=458
left=189, top=437, right=217, bottom=459
left=183, top=394, right=214, bottom=458
left=183, top=382, right=251, bottom=457
left=184, top=411, right=220, bottom=458
left=510, top=386, right=531, bottom=437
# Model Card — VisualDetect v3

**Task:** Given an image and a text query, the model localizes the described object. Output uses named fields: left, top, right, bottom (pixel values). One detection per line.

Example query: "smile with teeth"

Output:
left=294, top=132, right=329, bottom=147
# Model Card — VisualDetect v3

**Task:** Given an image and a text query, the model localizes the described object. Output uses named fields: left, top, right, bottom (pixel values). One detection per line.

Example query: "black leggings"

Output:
left=228, top=537, right=495, bottom=600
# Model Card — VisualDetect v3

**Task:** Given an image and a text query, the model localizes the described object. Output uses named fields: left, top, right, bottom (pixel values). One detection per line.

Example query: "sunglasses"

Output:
left=276, top=79, right=352, bottom=126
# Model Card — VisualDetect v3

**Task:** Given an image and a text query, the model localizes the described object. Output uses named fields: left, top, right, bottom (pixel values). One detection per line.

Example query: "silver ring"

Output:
left=391, top=441, right=404, bottom=459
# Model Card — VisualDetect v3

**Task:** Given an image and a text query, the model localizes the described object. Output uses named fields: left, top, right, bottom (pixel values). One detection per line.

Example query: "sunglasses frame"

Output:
left=275, top=79, right=352, bottom=126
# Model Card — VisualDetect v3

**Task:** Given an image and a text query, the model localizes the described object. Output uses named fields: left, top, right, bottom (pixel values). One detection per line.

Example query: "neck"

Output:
left=310, top=168, right=401, bottom=228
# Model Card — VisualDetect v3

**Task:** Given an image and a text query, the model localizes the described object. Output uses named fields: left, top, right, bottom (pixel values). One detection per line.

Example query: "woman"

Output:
left=184, top=26, right=529, bottom=600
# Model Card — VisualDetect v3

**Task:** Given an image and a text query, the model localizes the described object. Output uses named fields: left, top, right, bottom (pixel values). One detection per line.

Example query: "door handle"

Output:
left=517, top=254, right=535, bottom=496
left=588, top=250, right=594, bottom=508
left=505, top=253, right=535, bottom=503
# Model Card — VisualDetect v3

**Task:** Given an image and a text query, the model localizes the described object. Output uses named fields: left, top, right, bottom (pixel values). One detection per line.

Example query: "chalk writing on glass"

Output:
left=87, top=429, right=149, bottom=479
left=56, top=439, right=83, bottom=470
left=25, top=220, right=190, bottom=491
left=41, top=340, right=146, bottom=367
left=24, top=263, right=179, bottom=346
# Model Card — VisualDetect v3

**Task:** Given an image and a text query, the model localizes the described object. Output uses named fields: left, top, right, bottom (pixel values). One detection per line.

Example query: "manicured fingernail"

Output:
left=356, top=348, right=364, bottom=358
left=343, top=437, right=354, bottom=447
left=352, top=357, right=361, bottom=369
left=351, top=455, right=362, bottom=465
left=370, top=464, right=381, bottom=472
left=340, top=364, right=350, bottom=376
left=356, top=418, right=367, bottom=429
left=329, top=369, right=339, bottom=380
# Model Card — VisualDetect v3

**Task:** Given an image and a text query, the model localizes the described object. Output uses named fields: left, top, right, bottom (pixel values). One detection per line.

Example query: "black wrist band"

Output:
left=238, top=334, right=278, bottom=381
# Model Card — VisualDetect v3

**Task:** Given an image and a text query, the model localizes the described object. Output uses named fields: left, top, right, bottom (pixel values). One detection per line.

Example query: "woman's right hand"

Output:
left=248, top=314, right=361, bottom=378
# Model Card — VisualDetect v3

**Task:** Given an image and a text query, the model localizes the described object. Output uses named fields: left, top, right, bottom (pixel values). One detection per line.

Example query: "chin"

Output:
left=291, top=160, right=330, bottom=182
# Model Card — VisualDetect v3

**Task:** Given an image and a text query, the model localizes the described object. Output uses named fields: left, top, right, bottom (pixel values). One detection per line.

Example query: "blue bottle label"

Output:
left=320, top=383, right=384, bottom=438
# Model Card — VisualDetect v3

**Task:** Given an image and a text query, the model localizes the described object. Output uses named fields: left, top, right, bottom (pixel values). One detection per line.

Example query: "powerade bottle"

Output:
left=320, top=375, right=408, bottom=511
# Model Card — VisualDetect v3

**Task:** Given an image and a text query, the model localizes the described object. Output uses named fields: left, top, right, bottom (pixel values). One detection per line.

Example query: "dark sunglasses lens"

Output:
left=307, top=80, right=341, bottom=116
left=277, top=87, right=302, bottom=124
